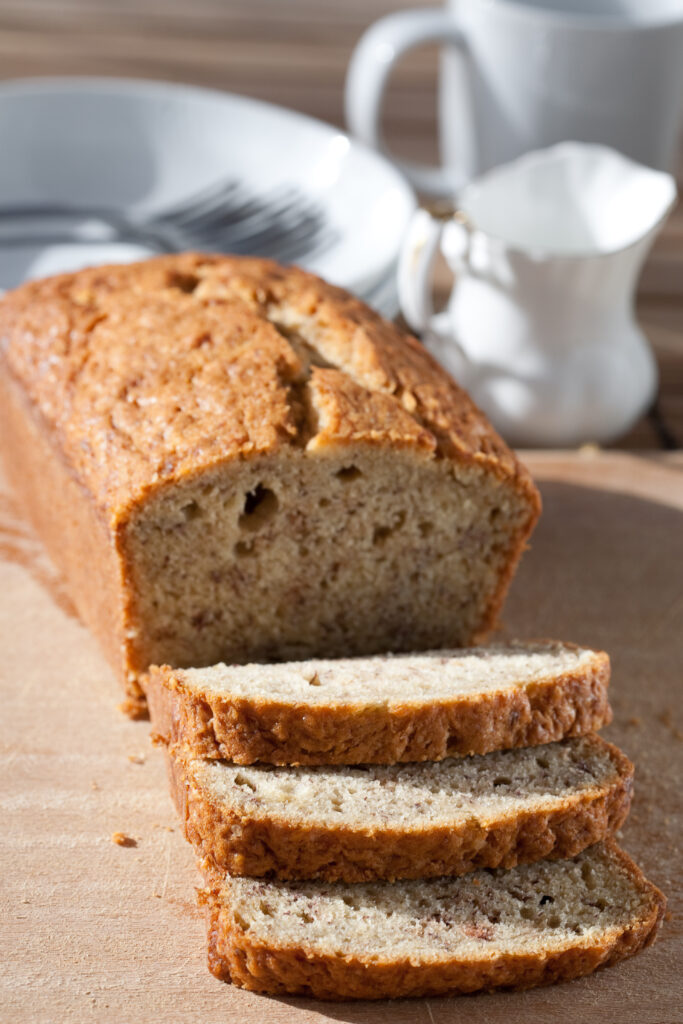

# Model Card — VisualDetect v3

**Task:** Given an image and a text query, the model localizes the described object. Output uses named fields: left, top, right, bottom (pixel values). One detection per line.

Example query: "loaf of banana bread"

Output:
left=0, top=253, right=540, bottom=714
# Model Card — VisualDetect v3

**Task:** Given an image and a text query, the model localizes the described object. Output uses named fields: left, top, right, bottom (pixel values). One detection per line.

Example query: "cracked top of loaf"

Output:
left=0, top=253, right=536, bottom=521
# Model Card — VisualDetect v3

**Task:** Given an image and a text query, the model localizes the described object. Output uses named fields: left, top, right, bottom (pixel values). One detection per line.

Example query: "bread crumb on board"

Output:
left=111, top=832, right=137, bottom=848
left=127, top=753, right=146, bottom=765
left=658, top=708, right=683, bottom=740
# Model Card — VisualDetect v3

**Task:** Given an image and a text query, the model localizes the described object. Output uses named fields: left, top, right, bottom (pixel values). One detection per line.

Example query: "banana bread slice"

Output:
left=0, top=254, right=539, bottom=715
left=169, top=735, right=632, bottom=883
left=201, top=841, right=665, bottom=1000
left=146, top=641, right=611, bottom=764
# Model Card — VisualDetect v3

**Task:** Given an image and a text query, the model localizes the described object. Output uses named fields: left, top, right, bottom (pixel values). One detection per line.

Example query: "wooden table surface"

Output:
left=0, top=0, right=681, bottom=448
left=2, top=451, right=682, bottom=1023
left=0, top=6, right=682, bottom=1023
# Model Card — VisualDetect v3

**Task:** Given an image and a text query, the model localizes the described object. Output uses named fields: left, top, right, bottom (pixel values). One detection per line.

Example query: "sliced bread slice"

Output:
left=146, top=641, right=611, bottom=765
left=169, top=735, right=632, bottom=883
left=201, top=841, right=665, bottom=1000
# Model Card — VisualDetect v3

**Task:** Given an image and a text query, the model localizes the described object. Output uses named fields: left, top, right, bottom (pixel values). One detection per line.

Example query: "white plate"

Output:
left=0, top=77, right=415, bottom=295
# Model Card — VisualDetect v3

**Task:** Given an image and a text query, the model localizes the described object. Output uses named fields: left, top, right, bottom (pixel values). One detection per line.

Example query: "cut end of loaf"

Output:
left=123, top=448, right=534, bottom=678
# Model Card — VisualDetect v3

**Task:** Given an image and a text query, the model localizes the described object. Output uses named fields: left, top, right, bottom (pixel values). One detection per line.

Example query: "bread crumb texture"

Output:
left=169, top=734, right=632, bottom=882
left=146, top=642, right=611, bottom=765
left=174, top=641, right=602, bottom=704
left=203, top=841, right=665, bottom=999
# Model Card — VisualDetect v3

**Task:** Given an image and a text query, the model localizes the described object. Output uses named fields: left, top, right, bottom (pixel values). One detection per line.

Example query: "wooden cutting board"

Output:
left=1, top=451, right=682, bottom=1024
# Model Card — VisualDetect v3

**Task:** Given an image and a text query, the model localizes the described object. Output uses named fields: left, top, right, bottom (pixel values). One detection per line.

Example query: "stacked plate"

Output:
left=0, top=78, right=415, bottom=317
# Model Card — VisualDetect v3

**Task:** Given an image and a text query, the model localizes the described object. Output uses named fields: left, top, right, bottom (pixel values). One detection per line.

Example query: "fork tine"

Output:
left=149, top=179, right=242, bottom=225
left=154, top=188, right=270, bottom=232
left=265, top=229, right=338, bottom=264
left=170, top=186, right=308, bottom=236
left=209, top=216, right=333, bottom=261
left=189, top=211, right=309, bottom=246
left=189, top=193, right=327, bottom=245
left=236, top=225, right=337, bottom=263
left=152, top=180, right=316, bottom=233
left=147, top=177, right=334, bottom=264
left=194, top=210, right=324, bottom=251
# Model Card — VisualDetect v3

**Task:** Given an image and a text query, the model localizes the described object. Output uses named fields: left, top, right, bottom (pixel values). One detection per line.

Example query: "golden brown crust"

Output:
left=145, top=650, right=612, bottom=765
left=200, top=842, right=665, bottom=1000
left=166, top=738, right=633, bottom=883
left=0, top=363, right=148, bottom=712
left=0, top=253, right=539, bottom=521
left=0, top=254, right=540, bottom=699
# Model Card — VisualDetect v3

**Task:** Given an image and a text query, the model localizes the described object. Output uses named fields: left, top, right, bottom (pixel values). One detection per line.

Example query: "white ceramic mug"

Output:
left=346, top=0, right=683, bottom=195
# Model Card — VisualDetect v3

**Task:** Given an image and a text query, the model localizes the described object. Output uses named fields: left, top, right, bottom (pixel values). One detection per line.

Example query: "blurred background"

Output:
left=0, top=0, right=681, bottom=447
left=0, top=1, right=443, bottom=161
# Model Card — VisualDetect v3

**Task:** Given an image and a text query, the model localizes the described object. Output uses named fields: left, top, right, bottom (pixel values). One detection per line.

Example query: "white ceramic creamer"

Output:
left=398, top=143, right=677, bottom=446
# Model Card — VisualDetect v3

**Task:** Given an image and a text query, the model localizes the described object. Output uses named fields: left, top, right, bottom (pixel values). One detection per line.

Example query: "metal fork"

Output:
left=149, top=179, right=336, bottom=261
left=0, top=178, right=337, bottom=263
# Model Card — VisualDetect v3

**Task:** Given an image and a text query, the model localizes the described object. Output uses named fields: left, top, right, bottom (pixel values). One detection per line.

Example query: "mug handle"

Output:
left=345, top=9, right=469, bottom=196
